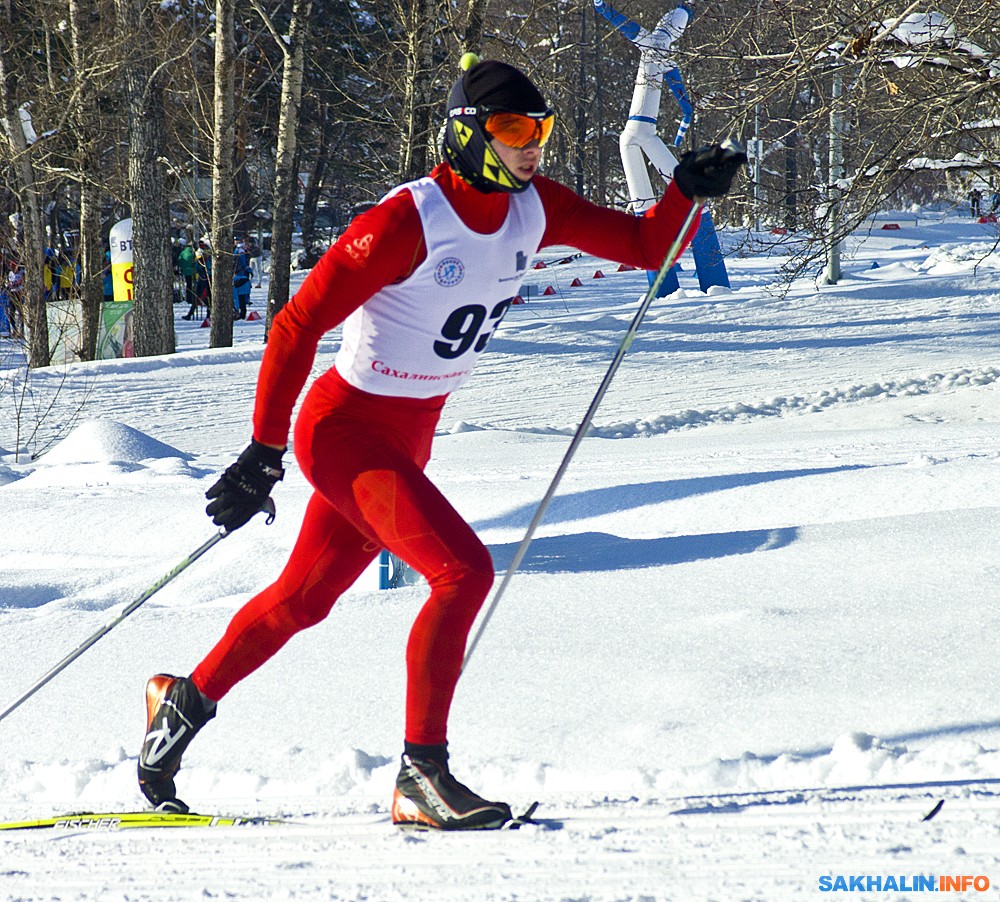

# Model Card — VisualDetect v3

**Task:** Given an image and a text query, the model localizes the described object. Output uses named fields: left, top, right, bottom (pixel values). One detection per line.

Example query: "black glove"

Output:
left=205, top=440, right=285, bottom=532
left=673, top=141, right=748, bottom=200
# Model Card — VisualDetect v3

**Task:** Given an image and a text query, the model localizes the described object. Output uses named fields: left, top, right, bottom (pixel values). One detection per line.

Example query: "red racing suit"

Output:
left=192, top=162, right=700, bottom=745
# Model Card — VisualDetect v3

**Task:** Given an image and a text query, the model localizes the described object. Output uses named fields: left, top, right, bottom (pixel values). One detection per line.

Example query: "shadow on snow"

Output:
left=473, top=466, right=868, bottom=532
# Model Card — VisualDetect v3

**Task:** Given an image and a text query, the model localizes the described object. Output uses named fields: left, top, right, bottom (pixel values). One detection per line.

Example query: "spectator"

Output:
left=245, top=235, right=263, bottom=288
left=58, top=250, right=74, bottom=300
left=102, top=252, right=114, bottom=303
left=232, top=239, right=252, bottom=320
left=970, top=187, right=982, bottom=217
left=178, top=238, right=197, bottom=319
left=43, top=248, right=56, bottom=301
left=7, top=260, right=24, bottom=336
left=990, top=189, right=999, bottom=214
left=193, top=240, right=212, bottom=317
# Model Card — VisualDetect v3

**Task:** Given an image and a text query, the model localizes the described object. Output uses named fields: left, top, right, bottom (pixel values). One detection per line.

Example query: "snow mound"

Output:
left=35, top=418, right=192, bottom=466
left=921, top=242, right=1000, bottom=275
left=449, top=420, right=487, bottom=434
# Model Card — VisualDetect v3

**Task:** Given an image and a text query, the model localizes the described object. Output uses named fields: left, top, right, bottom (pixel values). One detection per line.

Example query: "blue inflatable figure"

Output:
left=594, top=0, right=731, bottom=294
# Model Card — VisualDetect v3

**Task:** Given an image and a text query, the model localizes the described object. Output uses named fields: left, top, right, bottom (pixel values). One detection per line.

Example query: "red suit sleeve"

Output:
left=533, top=175, right=700, bottom=271
left=251, top=191, right=425, bottom=447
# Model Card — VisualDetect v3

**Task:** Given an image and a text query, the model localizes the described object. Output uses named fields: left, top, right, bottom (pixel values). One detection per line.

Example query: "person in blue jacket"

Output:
left=232, top=240, right=252, bottom=320
left=102, top=252, right=114, bottom=302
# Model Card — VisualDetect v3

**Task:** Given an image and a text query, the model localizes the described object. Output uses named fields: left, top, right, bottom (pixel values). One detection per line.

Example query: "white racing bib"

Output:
left=335, top=177, right=545, bottom=398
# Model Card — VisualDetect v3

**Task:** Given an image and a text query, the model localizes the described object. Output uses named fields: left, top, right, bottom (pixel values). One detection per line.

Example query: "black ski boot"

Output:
left=391, top=746, right=511, bottom=830
left=137, top=674, right=215, bottom=812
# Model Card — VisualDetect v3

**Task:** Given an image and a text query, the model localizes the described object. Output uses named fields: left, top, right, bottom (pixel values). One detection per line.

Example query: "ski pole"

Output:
left=0, top=498, right=272, bottom=725
left=462, top=195, right=704, bottom=671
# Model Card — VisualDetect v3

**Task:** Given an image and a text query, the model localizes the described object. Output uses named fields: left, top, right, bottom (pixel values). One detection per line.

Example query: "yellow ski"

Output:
left=0, top=811, right=287, bottom=831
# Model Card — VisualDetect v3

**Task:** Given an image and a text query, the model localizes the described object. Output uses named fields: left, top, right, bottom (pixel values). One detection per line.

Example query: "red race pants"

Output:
left=192, top=370, right=494, bottom=744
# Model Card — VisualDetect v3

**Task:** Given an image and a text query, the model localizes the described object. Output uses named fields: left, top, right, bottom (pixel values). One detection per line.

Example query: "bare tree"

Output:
left=0, top=0, right=50, bottom=368
left=253, top=0, right=312, bottom=334
left=463, top=0, right=491, bottom=54
left=115, top=0, right=175, bottom=357
left=68, top=0, right=109, bottom=361
left=396, top=0, right=450, bottom=182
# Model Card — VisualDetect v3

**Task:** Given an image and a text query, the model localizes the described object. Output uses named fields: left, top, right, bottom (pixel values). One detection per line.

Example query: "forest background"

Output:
left=0, top=0, right=998, bottom=368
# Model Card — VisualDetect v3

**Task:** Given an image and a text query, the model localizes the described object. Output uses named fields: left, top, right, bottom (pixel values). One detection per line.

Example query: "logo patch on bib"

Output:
left=434, top=257, right=465, bottom=287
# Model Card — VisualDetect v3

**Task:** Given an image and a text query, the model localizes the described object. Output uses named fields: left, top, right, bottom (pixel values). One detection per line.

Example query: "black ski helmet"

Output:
left=441, top=56, right=551, bottom=194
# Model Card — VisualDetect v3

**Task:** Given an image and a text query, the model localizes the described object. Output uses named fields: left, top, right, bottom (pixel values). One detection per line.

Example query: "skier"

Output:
left=137, top=57, right=745, bottom=830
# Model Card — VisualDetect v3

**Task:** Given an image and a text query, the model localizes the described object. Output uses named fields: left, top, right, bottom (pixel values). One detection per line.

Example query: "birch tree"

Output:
left=209, top=0, right=236, bottom=347
left=396, top=0, right=446, bottom=182
left=252, top=0, right=311, bottom=333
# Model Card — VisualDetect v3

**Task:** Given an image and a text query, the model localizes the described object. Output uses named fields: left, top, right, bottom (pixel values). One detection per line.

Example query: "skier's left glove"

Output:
left=205, top=439, right=285, bottom=532
left=673, top=142, right=748, bottom=200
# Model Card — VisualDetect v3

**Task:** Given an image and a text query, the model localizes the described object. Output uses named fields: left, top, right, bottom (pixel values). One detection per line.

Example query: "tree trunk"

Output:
left=300, top=103, right=333, bottom=253
left=69, top=0, right=103, bottom=362
left=210, top=0, right=236, bottom=348
left=397, top=0, right=436, bottom=182
left=574, top=5, right=588, bottom=196
left=256, top=0, right=312, bottom=335
left=0, top=1, right=48, bottom=368
left=463, top=0, right=490, bottom=53
left=116, top=0, right=175, bottom=357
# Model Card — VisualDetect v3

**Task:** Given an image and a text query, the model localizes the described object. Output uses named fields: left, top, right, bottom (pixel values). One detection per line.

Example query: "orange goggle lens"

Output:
left=483, top=111, right=555, bottom=148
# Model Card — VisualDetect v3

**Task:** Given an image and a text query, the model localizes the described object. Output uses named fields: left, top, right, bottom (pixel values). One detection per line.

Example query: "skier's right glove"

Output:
left=673, top=142, right=748, bottom=200
left=205, top=439, right=285, bottom=532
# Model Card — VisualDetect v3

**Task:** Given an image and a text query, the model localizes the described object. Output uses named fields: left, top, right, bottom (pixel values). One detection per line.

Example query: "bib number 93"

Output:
left=433, top=298, right=513, bottom=359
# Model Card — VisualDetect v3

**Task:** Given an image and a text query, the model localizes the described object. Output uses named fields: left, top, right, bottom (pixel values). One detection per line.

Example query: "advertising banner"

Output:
left=101, top=218, right=135, bottom=358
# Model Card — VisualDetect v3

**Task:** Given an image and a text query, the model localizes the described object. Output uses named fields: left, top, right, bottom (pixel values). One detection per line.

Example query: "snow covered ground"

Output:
left=3, top=209, right=1000, bottom=900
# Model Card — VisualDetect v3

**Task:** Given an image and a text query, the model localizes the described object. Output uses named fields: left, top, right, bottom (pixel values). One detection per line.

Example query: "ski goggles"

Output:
left=480, top=108, right=556, bottom=148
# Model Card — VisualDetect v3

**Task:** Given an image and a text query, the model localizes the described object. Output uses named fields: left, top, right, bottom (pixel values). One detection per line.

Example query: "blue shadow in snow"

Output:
left=488, top=527, right=797, bottom=574
left=473, top=466, right=869, bottom=532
